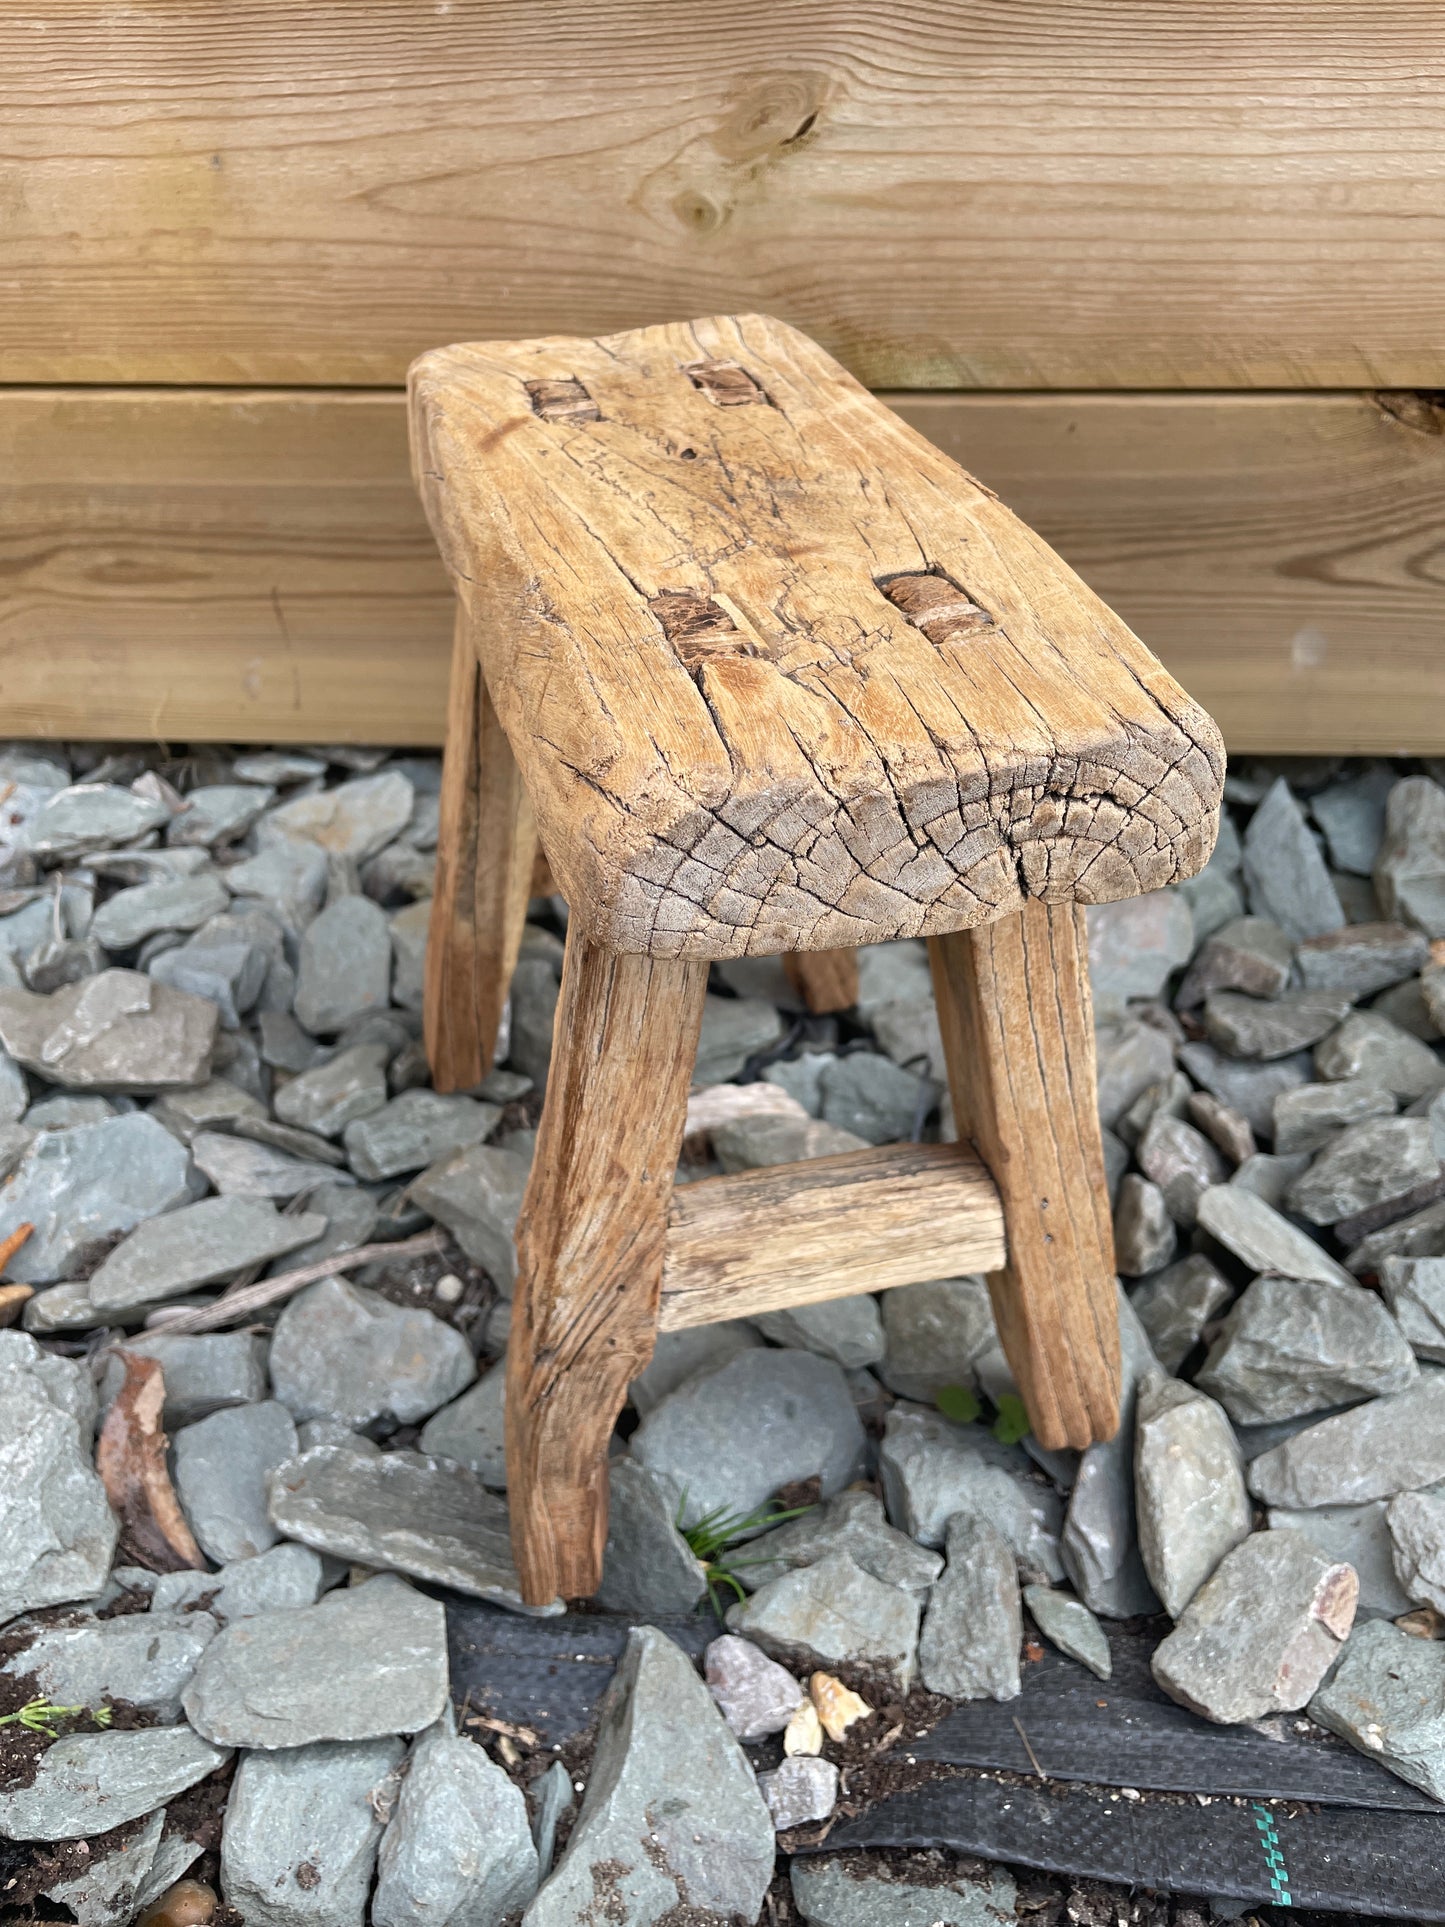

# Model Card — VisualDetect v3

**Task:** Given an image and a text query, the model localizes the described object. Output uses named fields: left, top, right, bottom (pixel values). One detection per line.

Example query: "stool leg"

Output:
left=929, top=903, right=1121, bottom=1452
left=783, top=947, right=859, bottom=1014
left=426, top=611, right=537, bottom=1093
left=506, top=930, right=709, bottom=1603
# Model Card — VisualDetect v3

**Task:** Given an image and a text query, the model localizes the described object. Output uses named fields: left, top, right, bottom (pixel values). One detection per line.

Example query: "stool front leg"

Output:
left=929, top=903, right=1121, bottom=1453
left=506, top=931, right=709, bottom=1604
left=426, top=611, right=537, bottom=1093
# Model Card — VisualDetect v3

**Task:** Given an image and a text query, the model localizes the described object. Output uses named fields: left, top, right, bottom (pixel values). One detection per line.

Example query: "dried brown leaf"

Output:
left=95, top=1349, right=208, bottom=1573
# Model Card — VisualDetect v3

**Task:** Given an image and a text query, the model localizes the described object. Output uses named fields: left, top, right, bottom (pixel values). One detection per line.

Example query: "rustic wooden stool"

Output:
left=408, top=315, right=1224, bottom=1606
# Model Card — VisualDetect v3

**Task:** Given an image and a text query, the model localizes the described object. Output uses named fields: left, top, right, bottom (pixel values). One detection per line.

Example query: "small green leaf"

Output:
left=935, top=1385, right=981, bottom=1425
left=992, top=1392, right=1031, bottom=1445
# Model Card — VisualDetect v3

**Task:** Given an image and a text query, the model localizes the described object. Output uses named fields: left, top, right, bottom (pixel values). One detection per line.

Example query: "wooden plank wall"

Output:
left=4, top=3, right=1444, bottom=748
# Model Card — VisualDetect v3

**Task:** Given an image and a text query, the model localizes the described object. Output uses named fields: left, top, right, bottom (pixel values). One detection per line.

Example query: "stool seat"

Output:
left=410, top=314, right=1223, bottom=961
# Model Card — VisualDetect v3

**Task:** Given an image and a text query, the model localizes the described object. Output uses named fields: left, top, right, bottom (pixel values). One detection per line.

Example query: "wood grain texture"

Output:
left=5, top=388, right=1443, bottom=754
left=425, top=615, right=537, bottom=1092
left=506, top=932, right=708, bottom=1603
left=4, top=3, right=1443, bottom=388
left=783, top=948, right=860, bottom=1015
left=659, top=1141, right=1006, bottom=1331
left=412, top=316, right=1223, bottom=958
left=930, top=906, right=1121, bottom=1453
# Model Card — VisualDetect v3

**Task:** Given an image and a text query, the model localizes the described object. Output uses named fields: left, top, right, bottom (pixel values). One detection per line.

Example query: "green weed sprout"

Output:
left=676, top=1495, right=817, bottom=1616
left=0, top=1697, right=113, bottom=1736
left=935, top=1384, right=1032, bottom=1446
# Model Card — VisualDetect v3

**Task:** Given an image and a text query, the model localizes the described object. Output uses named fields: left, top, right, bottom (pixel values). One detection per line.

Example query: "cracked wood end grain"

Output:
left=409, top=312, right=1224, bottom=960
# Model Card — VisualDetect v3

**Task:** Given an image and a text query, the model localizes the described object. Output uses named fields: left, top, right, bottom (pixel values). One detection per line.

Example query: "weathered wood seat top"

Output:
left=410, top=314, right=1224, bottom=959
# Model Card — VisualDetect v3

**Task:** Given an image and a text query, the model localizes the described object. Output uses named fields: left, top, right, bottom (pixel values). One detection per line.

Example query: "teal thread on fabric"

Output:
left=1251, top=1802, right=1292, bottom=1907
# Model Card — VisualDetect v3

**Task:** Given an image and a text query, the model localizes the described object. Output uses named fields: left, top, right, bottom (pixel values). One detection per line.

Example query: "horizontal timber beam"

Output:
left=658, top=1141, right=1007, bottom=1331
left=3, top=388, right=1444, bottom=753
left=2, top=2, right=1442, bottom=388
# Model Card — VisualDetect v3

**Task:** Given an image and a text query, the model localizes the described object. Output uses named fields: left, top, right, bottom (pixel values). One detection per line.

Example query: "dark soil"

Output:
left=359, top=1234, right=498, bottom=1352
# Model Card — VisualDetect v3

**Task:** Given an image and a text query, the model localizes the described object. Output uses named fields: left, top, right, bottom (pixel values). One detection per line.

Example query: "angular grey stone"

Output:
left=739, top=1488, right=943, bottom=1597
left=1129, top=1255, right=1234, bottom=1374
left=0, top=1117, right=32, bottom=1178
left=269, top=1278, right=473, bottom=1426
left=267, top=1443, right=551, bottom=1614
left=880, top=1406, right=1063, bottom=1580
left=631, top=1348, right=865, bottom=1531
left=1136, top=1113, right=1227, bottom=1227
left=294, top=895, right=392, bottom=1034
left=271, top=1180, right=379, bottom=1271
left=96, top=1330, right=269, bottom=1428
left=792, top=1851, right=1015, bottom=1927
left=1297, top=922, right=1429, bottom=998
left=373, top=1717, right=538, bottom=1927
left=233, top=1114, right=346, bottom=1166
left=1175, top=913, right=1302, bottom=1011
left=869, top=996, right=946, bottom=1082
left=712, top=1112, right=868, bottom=1171
left=1151, top=1528, right=1357, bottom=1724
left=1248, top=1374, right=1445, bottom=1506
left=345, top=1087, right=500, bottom=1181
left=418, top=1358, right=507, bottom=1485
left=1095, top=1016, right=1177, bottom=1130
left=0, top=1725, right=230, bottom=1841
left=226, top=839, right=329, bottom=931
left=1197, top=1274, right=1417, bottom=1424
left=1268, top=1501, right=1414, bottom=1620
left=1229, top=1149, right=1313, bottom=1208
left=23, top=783, right=170, bottom=860
left=273, top=1043, right=390, bottom=1138
left=1273, top=1079, right=1398, bottom=1155
left=1316, top=1009, right=1445, bottom=1101
left=1381, top=1255, right=1445, bottom=1361
left=25, top=933, right=108, bottom=996
left=409, top=1142, right=528, bottom=1291
left=596, top=1457, right=708, bottom=1615
left=703, top=1634, right=805, bottom=1741
left=0, top=1111, right=194, bottom=1284
left=1112, top=1172, right=1177, bottom=1275
left=627, top=1320, right=763, bottom=1416
left=25, top=1092, right=115, bottom=1129
left=855, top=940, right=932, bottom=1014
left=258, top=1007, right=325, bottom=1073
left=500, top=952, right=556, bottom=1089
left=41, top=1807, right=166, bottom=1927
left=1179, top=863, right=1247, bottom=945
left=87, top=1196, right=326, bottom=1314
left=173, top=1399, right=298, bottom=1564
left=754, top=1293, right=886, bottom=1370
left=1022, top=1586, right=1112, bottom=1679
left=530, top=1758, right=574, bottom=1884
left=151, top=1542, right=327, bottom=1623
left=525, top=1625, right=773, bottom=1927
left=1086, top=890, right=1193, bottom=1009
left=1287, top=1115, right=1440, bottom=1225
left=3, top=1608, right=218, bottom=1722
left=1310, top=1618, right=1445, bottom=1801
left=1386, top=1487, right=1445, bottom=1612
left=264, top=771, right=415, bottom=860
left=1178, top=1042, right=1313, bottom=1137
left=184, top=1572, right=446, bottom=1748
left=759, top=1757, right=839, bottom=1832
left=1134, top=1373, right=1250, bottom=1617
left=0, top=1334, right=116, bottom=1623
left=0, top=1047, right=26, bottom=1123
left=693, top=993, right=786, bottom=1086
left=149, top=1075, right=266, bottom=1144
left=1376, top=974, right=1442, bottom=1041
left=1375, top=776, right=1445, bottom=938
left=1312, top=764, right=1395, bottom=875
left=168, top=782, right=274, bottom=847
left=21, top=1278, right=101, bottom=1333
left=1061, top=1291, right=1162, bottom=1618
left=818, top=1051, right=927, bottom=1144
left=1195, top=1183, right=1354, bottom=1287
left=1243, top=777, right=1345, bottom=942
left=221, top=1736, right=405, bottom=1927
left=388, top=898, right=430, bottom=1014
left=1204, top=987, right=1354, bottom=1061
left=189, top=1129, right=354, bottom=1201
left=918, top=1510, right=1021, bottom=1700
left=234, top=751, right=327, bottom=784
left=149, top=933, right=267, bottom=1029
left=763, top=1050, right=834, bottom=1116
left=297, top=1419, right=380, bottom=1455
left=728, top=1549, right=921, bottom=1692
left=1117, top=1069, right=1193, bottom=1152
left=0, top=970, right=216, bottom=1092
left=91, top=872, right=230, bottom=951
left=1348, top=1195, right=1445, bottom=1274
left=879, top=1274, right=999, bottom=1402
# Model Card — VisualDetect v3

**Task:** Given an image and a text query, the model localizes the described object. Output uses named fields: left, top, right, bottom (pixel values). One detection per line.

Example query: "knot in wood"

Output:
left=880, top=569, right=994, bottom=644
left=682, top=358, right=768, bottom=406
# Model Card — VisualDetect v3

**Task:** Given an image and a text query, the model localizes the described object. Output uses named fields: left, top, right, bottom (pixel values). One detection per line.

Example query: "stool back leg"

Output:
left=782, top=948, right=859, bottom=1015
left=426, top=610, right=537, bottom=1092
left=929, top=903, right=1121, bottom=1452
left=506, top=931, right=709, bottom=1604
